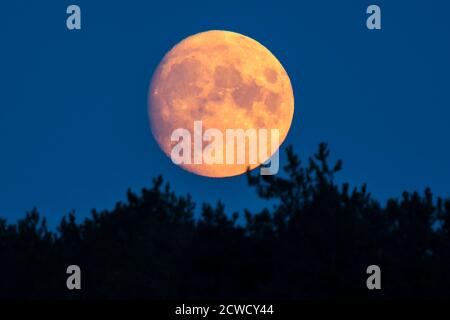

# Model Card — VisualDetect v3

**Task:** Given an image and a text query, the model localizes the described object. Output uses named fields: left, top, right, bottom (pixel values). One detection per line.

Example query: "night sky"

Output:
left=1, top=0, right=449, bottom=228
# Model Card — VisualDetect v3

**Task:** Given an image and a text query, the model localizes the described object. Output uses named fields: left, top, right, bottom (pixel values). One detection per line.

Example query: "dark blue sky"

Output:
left=1, top=0, right=449, bottom=228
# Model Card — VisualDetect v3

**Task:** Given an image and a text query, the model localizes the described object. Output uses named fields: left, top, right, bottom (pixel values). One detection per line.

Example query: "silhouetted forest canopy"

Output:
left=1, top=143, right=450, bottom=299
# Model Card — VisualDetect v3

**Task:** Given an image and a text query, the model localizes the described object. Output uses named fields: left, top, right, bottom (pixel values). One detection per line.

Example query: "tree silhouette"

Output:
left=0, top=143, right=449, bottom=299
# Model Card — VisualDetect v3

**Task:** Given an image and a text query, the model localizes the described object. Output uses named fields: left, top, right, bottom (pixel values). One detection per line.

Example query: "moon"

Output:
left=148, top=30, right=294, bottom=177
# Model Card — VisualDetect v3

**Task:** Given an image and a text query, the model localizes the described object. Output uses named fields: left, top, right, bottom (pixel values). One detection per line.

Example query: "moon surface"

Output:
left=148, top=30, right=294, bottom=177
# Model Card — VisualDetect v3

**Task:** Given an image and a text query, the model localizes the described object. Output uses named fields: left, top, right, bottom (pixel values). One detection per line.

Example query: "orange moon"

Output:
left=148, top=30, right=294, bottom=177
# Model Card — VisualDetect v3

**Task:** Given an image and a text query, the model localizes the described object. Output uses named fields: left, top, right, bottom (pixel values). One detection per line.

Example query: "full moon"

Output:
left=148, top=30, right=294, bottom=177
